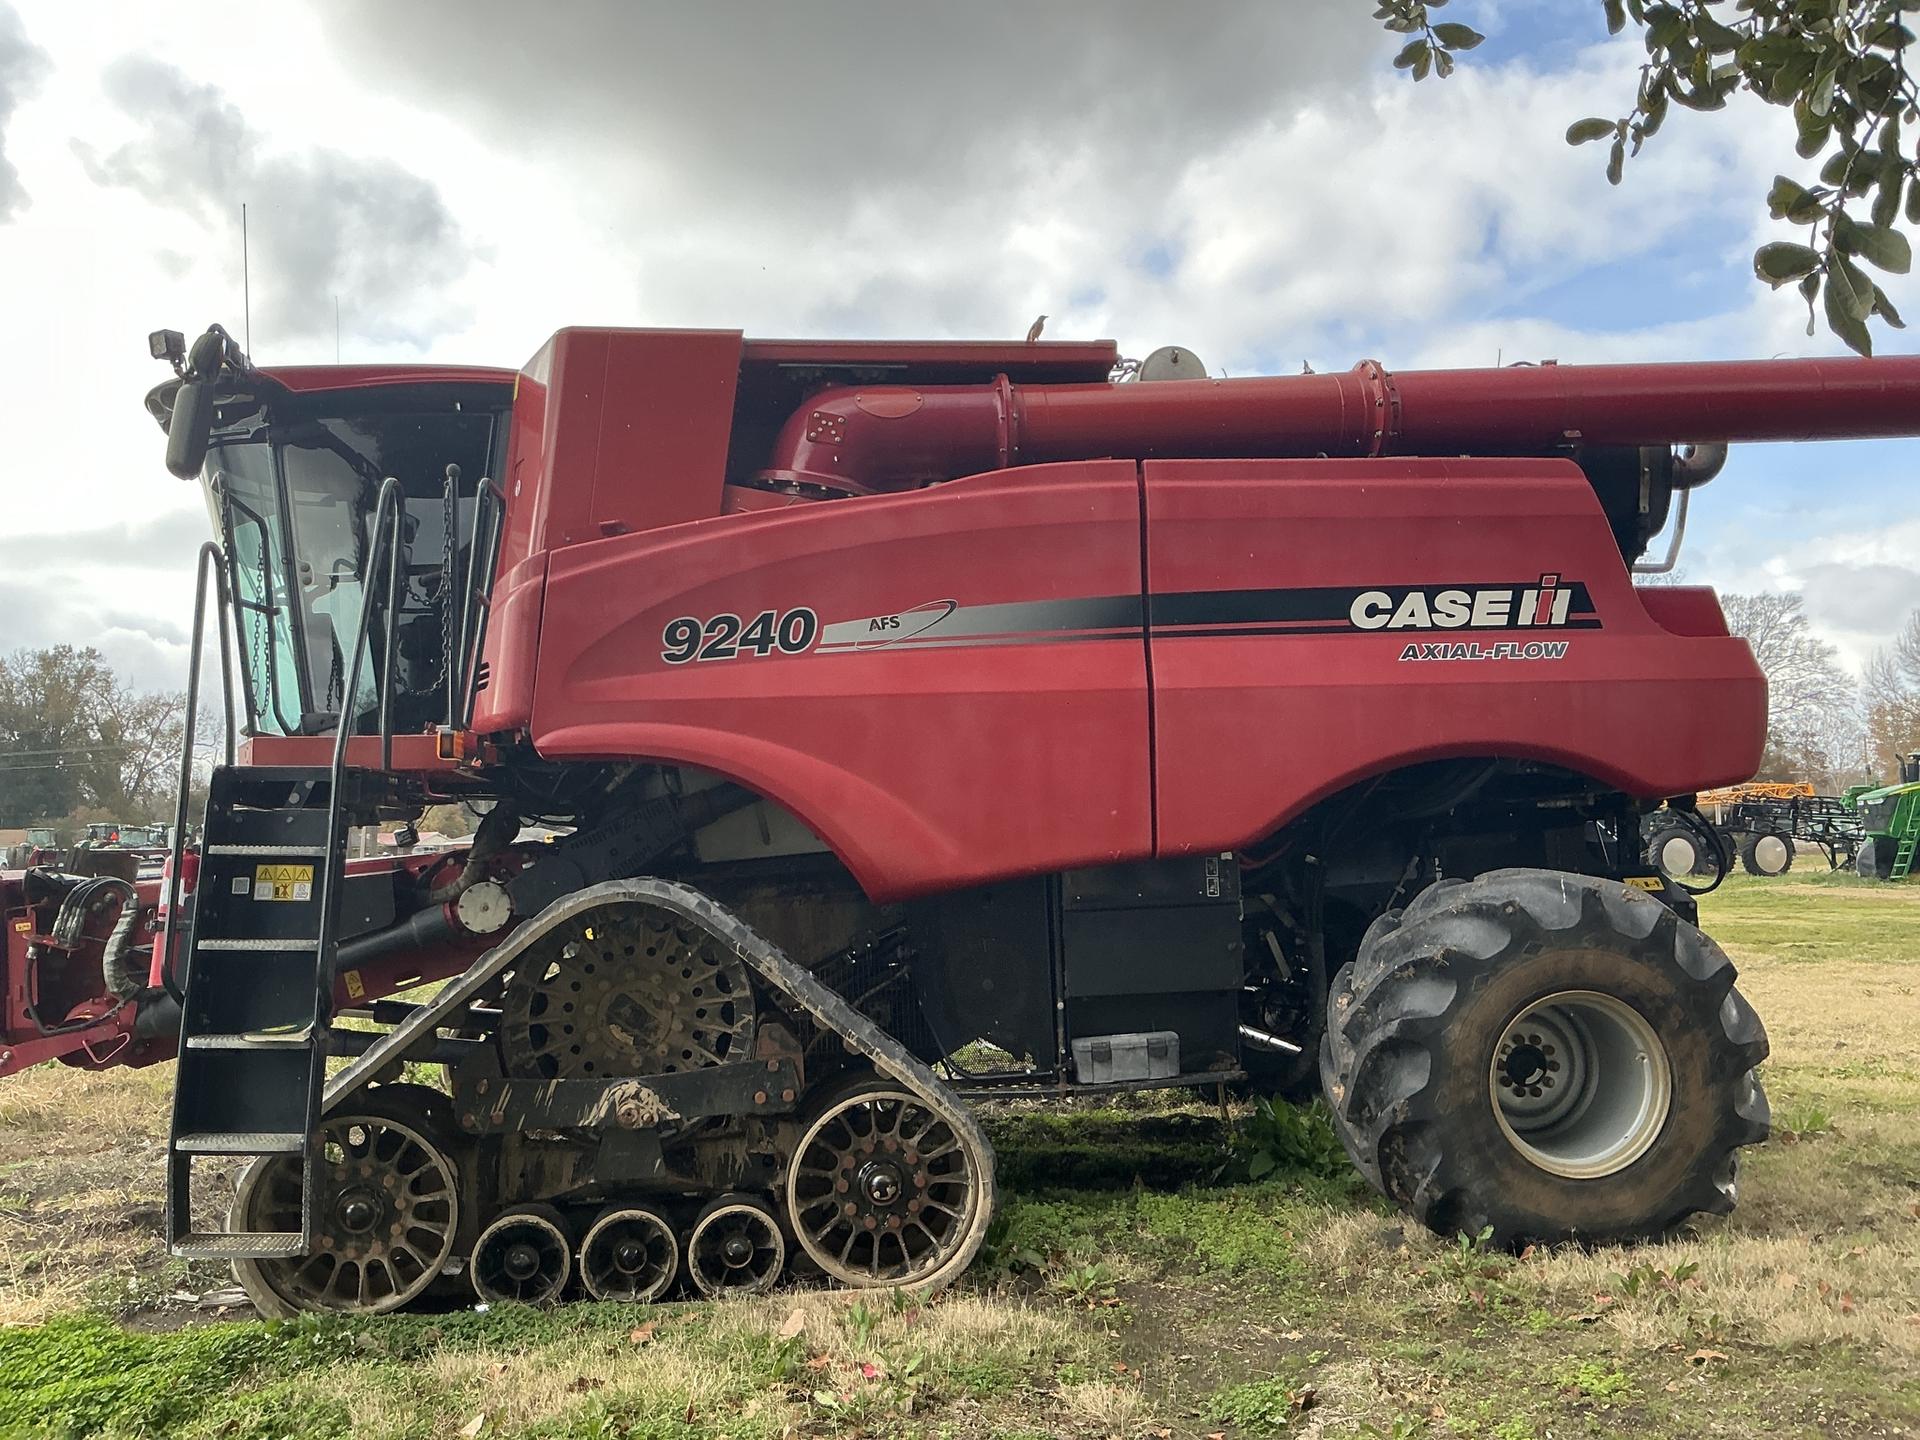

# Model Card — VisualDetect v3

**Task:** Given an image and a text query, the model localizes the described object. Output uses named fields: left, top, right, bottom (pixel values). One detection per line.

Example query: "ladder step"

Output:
left=184, top=1028, right=317, bottom=1051
left=174, top=1130, right=308, bottom=1155
left=196, top=938, right=320, bottom=952
left=175, top=1231, right=309, bottom=1260
left=204, top=843, right=328, bottom=857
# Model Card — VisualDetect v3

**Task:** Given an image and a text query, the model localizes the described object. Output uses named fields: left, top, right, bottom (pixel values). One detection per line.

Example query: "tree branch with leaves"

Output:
left=1378, top=0, right=1916, bottom=353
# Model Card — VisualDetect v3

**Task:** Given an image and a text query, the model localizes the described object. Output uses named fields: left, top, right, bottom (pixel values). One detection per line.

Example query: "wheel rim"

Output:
left=472, top=1209, right=572, bottom=1305
left=787, top=1086, right=980, bottom=1286
left=1656, top=833, right=1697, bottom=878
left=231, top=1111, right=458, bottom=1315
left=686, top=1199, right=785, bottom=1297
left=1489, top=990, right=1672, bottom=1180
left=1753, top=834, right=1790, bottom=873
left=580, top=1207, right=678, bottom=1302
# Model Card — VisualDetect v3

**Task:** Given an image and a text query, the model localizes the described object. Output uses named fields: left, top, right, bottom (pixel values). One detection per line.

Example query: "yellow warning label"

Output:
left=343, top=969, right=365, bottom=1000
left=1624, top=876, right=1664, bottom=891
left=12, top=919, right=29, bottom=933
left=253, top=864, right=314, bottom=902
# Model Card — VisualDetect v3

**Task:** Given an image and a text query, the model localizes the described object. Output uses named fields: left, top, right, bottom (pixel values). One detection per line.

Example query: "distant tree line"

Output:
left=1713, top=591, right=1920, bottom=791
left=0, top=646, right=203, bottom=829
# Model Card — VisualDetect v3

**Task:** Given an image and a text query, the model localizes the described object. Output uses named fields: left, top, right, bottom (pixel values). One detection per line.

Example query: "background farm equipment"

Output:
left=1646, top=782, right=1866, bottom=881
left=1846, top=754, right=1920, bottom=880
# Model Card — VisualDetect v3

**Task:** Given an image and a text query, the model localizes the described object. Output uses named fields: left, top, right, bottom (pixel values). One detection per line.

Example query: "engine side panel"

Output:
left=1143, top=457, right=1768, bottom=854
left=531, top=461, right=1153, bottom=900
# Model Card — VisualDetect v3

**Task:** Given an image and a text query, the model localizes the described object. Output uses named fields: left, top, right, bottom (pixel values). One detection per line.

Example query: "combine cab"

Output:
left=23, top=322, right=1920, bottom=1312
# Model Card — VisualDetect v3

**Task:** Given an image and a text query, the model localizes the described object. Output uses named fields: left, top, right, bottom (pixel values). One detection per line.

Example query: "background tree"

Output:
left=1377, top=0, right=1916, bottom=353
left=1718, top=591, right=1868, bottom=786
left=1862, top=607, right=1920, bottom=771
left=0, top=647, right=191, bottom=826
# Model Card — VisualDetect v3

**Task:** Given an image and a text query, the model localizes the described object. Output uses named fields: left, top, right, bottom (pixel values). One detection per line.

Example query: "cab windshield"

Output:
left=204, top=394, right=509, bottom=738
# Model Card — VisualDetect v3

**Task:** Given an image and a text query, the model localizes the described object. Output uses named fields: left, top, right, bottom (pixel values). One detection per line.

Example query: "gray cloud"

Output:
left=79, top=58, right=473, bottom=348
left=311, top=1, right=1383, bottom=344
left=1796, top=561, right=1920, bottom=639
left=0, top=3, right=48, bottom=222
left=15, top=506, right=208, bottom=569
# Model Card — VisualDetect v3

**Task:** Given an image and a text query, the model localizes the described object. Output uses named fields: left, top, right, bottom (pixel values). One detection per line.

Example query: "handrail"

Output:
left=454, top=475, right=504, bottom=729
left=156, top=542, right=237, bottom=1000
left=313, top=477, right=405, bottom=1026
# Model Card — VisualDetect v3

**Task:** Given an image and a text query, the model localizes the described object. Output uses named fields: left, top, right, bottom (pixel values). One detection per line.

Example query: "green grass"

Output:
left=3, top=877, right=1920, bottom=1437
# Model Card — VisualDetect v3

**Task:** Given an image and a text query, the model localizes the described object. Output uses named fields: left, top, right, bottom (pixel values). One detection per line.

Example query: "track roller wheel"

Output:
left=579, top=1205, right=679, bottom=1303
left=786, top=1073, right=989, bottom=1288
left=230, top=1086, right=460, bottom=1318
left=1323, top=868, right=1770, bottom=1248
left=471, top=1205, right=573, bottom=1306
left=686, top=1194, right=785, bottom=1297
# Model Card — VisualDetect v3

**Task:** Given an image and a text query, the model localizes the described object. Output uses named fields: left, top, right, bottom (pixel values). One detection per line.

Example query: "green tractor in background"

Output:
left=1846, top=754, right=1920, bottom=880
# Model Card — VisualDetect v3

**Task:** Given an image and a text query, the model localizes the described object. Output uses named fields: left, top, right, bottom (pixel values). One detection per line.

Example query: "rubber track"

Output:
left=326, top=878, right=997, bottom=1294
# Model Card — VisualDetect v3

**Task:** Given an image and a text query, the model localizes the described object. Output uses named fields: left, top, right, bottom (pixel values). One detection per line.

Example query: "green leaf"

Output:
left=1692, top=10, right=1742, bottom=53
left=1604, top=0, right=1626, bottom=33
left=1907, top=177, right=1920, bottom=227
left=1767, top=175, right=1827, bottom=225
left=1431, top=22, right=1483, bottom=49
left=1566, top=117, right=1619, bottom=145
left=1825, top=264, right=1874, bottom=355
left=1754, top=241, right=1821, bottom=286
left=1873, top=285, right=1906, bottom=330
left=1835, top=255, right=1878, bottom=320
left=1248, top=1151, right=1276, bottom=1180
left=1434, top=47, right=1454, bottom=78
left=1853, top=223, right=1911, bottom=275
left=1394, top=38, right=1429, bottom=70
left=1809, top=53, right=1840, bottom=117
left=1606, top=135, right=1625, bottom=186
left=1873, top=177, right=1901, bottom=231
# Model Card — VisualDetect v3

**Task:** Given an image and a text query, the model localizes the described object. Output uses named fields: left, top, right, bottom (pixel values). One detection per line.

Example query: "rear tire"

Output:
left=1645, top=824, right=1703, bottom=881
left=1321, top=868, right=1769, bottom=1248
left=1856, top=837, right=1896, bottom=880
left=1738, top=832, right=1794, bottom=877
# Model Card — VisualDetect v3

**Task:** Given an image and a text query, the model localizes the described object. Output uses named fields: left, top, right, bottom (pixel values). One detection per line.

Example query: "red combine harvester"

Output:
left=6, top=322, right=1916, bottom=1316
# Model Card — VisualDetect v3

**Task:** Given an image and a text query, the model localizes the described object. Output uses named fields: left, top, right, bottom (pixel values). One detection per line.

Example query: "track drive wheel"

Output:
left=229, top=1086, right=461, bottom=1318
left=686, top=1194, right=786, bottom=1297
left=1321, top=869, right=1770, bottom=1248
left=1738, top=832, right=1794, bottom=877
left=786, top=1072, right=990, bottom=1289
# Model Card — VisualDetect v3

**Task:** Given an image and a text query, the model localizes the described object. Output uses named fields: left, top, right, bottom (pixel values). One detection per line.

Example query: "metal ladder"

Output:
left=164, top=767, right=362, bottom=1257
left=1893, top=830, right=1918, bottom=881
left=164, top=480, right=410, bottom=1259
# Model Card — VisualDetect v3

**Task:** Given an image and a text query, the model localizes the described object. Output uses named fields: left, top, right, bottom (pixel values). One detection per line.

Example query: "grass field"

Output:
left=1, top=872, right=1916, bottom=1438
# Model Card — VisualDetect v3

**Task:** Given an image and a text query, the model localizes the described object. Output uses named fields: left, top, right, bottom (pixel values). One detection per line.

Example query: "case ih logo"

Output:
left=1349, top=574, right=1583, bottom=631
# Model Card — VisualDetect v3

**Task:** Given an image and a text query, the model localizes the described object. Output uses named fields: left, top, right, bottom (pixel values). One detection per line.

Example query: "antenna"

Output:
left=241, top=202, right=252, bottom=356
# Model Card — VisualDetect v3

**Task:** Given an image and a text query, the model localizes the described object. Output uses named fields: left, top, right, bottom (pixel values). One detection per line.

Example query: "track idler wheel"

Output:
left=229, top=1087, right=460, bottom=1318
left=786, top=1073, right=989, bottom=1288
left=579, top=1206, right=679, bottom=1303
left=471, top=1205, right=573, bottom=1306
left=686, top=1194, right=786, bottom=1297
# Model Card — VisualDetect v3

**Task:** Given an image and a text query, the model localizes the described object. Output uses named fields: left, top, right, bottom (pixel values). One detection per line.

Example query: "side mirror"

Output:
left=165, top=379, right=216, bottom=478
left=164, top=328, right=231, bottom=480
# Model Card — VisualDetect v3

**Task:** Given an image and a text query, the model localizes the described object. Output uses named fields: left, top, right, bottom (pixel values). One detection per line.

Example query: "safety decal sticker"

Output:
left=254, top=864, right=314, bottom=902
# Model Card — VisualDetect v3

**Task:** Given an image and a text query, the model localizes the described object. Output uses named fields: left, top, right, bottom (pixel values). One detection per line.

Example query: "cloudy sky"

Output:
left=1, top=0, right=1916, bottom=693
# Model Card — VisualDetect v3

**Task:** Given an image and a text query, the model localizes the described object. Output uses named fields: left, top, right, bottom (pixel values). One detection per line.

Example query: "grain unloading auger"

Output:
left=7, top=323, right=1920, bottom=1315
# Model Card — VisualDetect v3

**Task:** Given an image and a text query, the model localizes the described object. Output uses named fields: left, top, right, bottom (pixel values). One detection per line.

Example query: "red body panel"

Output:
left=259, top=363, right=518, bottom=393
left=1142, top=459, right=1766, bottom=852
left=531, top=462, right=1152, bottom=900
